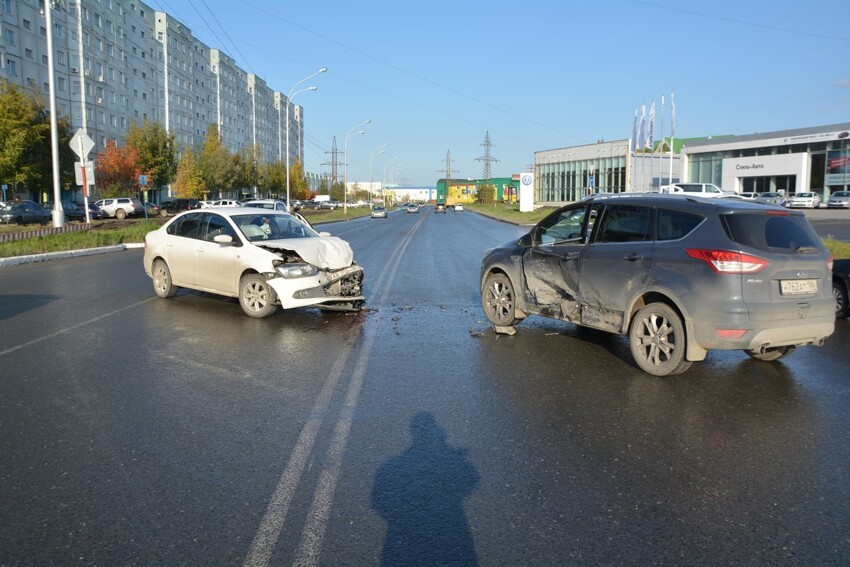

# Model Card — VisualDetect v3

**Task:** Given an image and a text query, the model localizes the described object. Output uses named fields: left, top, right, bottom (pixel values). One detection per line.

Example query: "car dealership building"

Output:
left=534, top=122, right=850, bottom=204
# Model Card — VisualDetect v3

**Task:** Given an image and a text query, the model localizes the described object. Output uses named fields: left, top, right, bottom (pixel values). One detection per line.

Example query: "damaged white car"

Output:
left=143, top=208, right=364, bottom=317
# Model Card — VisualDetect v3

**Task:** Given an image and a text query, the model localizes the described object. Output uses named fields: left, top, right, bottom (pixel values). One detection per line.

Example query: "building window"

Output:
left=24, top=48, right=33, bottom=59
left=23, top=19, right=31, bottom=30
left=57, top=77, right=65, bottom=91
left=4, top=28, right=14, bottom=46
left=5, top=59, right=17, bottom=76
left=2, top=0, right=11, bottom=15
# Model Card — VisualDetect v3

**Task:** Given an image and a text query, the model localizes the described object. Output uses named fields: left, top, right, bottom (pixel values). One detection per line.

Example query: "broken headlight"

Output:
left=276, top=262, right=318, bottom=278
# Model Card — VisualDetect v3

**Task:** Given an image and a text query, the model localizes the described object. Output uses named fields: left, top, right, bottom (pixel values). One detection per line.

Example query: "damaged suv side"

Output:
left=144, top=209, right=364, bottom=317
left=480, top=194, right=835, bottom=376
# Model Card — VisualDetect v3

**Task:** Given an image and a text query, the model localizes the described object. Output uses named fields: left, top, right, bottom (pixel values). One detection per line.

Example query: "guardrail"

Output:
left=0, top=222, right=91, bottom=244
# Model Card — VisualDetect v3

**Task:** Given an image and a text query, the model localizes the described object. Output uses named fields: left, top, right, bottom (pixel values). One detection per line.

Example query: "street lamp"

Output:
left=382, top=158, right=400, bottom=204
left=343, top=119, right=371, bottom=213
left=286, top=67, right=326, bottom=209
left=369, top=143, right=389, bottom=200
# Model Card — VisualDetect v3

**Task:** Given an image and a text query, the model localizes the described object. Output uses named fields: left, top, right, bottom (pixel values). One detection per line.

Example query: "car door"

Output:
left=521, top=203, right=591, bottom=321
left=577, top=204, right=654, bottom=332
left=163, top=213, right=204, bottom=287
left=194, top=213, right=240, bottom=294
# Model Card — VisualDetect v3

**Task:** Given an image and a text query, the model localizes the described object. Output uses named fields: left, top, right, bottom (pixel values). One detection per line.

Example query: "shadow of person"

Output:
left=371, top=412, right=480, bottom=567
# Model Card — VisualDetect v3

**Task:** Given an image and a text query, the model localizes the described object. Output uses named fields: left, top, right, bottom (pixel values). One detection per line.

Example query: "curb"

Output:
left=0, top=242, right=144, bottom=269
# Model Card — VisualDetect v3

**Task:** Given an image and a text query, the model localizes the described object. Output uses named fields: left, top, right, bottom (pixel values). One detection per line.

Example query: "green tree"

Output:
left=125, top=120, right=176, bottom=189
left=478, top=184, right=496, bottom=204
left=173, top=149, right=205, bottom=198
left=0, top=80, right=74, bottom=197
left=198, top=125, right=239, bottom=195
left=263, top=161, right=287, bottom=195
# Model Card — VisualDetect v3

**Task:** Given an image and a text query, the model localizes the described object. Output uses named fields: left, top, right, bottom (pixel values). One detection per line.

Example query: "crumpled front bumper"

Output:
left=269, top=264, right=365, bottom=310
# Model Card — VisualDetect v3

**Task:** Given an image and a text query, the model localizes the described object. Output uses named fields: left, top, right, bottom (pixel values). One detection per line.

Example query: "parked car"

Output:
left=45, top=201, right=86, bottom=222
left=406, top=203, right=420, bottom=214
left=0, top=202, right=51, bottom=225
left=95, top=197, right=144, bottom=219
left=144, top=202, right=161, bottom=216
left=143, top=208, right=365, bottom=317
left=834, top=259, right=850, bottom=318
left=435, top=203, right=447, bottom=214
left=85, top=201, right=104, bottom=220
left=787, top=192, right=821, bottom=209
left=454, top=204, right=464, bottom=211
left=826, top=191, right=850, bottom=209
left=739, top=192, right=758, bottom=200
left=753, top=192, right=788, bottom=207
left=479, top=194, right=834, bottom=376
left=370, top=206, right=388, bottom=219
left=242, top=199, right=289, bottom=212
left=162, top=198, right=200, bottom=216
left=661, top=183, right=729, bottom=198
left=318, top=200, right=338, bottom=210
left=211, top=199, right=242, bottom=207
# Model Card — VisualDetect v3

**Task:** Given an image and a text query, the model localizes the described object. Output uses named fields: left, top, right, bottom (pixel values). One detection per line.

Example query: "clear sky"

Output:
left=155, top=0, right=850, bottom=187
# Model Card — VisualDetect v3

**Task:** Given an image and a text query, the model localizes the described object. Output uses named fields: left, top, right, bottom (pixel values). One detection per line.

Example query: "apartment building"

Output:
left=1, top=0, right=307, bottom=176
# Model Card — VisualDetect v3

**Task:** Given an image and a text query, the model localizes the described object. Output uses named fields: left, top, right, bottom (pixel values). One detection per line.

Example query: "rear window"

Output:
left=722, top=213, right=822, bottom=253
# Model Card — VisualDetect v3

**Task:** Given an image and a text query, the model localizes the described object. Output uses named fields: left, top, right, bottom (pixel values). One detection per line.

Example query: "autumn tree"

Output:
left=173, top=149, right=205, bottom=198
left=0, top=80, right=74, bottom=198
left=288, top=160, right=313, bottom=201
left=198, top=125, right=239, bottom=195
left=95, top=140, right=144, bottom=198
left=125, top=120, right=176, bottom=188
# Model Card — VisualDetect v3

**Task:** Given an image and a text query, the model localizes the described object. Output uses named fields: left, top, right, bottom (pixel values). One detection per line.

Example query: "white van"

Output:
left=661, top=183, right=728, bottom=198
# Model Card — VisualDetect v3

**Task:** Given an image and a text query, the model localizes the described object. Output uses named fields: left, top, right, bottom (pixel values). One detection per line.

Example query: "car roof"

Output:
left=581, top=192, right=797, bottom=212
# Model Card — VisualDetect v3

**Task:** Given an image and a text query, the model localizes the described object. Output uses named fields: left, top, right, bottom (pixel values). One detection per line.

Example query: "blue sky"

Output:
left=157, top=0, right=850, bottom=186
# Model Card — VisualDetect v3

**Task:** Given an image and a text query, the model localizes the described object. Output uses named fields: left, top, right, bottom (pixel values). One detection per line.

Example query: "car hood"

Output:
left=258, top=236, right=354, bottom=270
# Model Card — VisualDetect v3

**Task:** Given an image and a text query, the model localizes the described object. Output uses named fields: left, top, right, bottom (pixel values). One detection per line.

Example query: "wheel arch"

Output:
left=625, top=290, right=707, bottom=362
left=481, top=265, right=529, bottom=320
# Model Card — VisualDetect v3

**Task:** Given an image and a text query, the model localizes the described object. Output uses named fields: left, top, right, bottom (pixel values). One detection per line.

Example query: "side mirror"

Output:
left=519, top=232, right=534, bottom=246
left=213, top=234, right=234, bottom=245
left=319, top=231, right=332, bottom=238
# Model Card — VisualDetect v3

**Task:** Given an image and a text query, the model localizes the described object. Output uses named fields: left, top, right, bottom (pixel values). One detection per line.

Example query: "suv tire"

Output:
left=115, top=208, right=127, bottom=220
left=629, top=302, right=692, bottom=376
left=482, top=273, right=522, bottom=327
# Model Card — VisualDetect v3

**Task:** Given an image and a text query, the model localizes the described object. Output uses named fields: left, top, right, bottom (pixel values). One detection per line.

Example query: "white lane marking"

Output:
left=292, top=213, right=422, bottom=567
left=245, top=212, right=426, bottom=567
left=0, top=297, right=155, bottom=358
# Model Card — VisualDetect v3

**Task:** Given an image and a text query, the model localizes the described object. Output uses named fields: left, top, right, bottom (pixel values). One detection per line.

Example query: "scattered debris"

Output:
left=494, top=325, right=517, bottom=336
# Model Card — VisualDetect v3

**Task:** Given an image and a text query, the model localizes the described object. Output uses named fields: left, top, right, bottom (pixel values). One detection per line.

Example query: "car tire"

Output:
left=115, top=208, right=127, bottom=220
left=15, top=216, right=24, bottom=225
left=834, top=279, right=849, bottom=318
left=745, top=345, right=795, bottom=362
left=481, top=272, right=522, bottom=327
left=629, top=302, right=692, bottom=376
left=239, top=273, right=278, bottom=318
left=152, top=259, right=178, bottom=298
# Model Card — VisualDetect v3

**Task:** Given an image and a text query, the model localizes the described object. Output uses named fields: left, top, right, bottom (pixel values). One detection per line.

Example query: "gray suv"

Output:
left=480, top=194, right=835, bottom=376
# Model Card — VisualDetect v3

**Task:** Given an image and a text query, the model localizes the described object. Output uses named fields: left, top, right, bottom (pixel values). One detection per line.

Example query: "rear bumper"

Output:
left=690, top=314, right=834, bottom=352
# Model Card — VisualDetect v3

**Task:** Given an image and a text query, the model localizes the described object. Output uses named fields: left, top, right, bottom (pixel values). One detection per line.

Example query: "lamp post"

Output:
left=369, top=143, right=389, bottom=201
left=382, top=158, right=400, bottom=205
left=343, top=119, right=371, bottom=213
left=286, top=67, right=326, bottom=210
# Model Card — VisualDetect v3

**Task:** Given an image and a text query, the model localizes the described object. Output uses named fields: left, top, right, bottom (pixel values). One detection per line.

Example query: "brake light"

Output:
left=827, top=256, right=833, bottom=272
left=685, top=249, right=768, bottom=273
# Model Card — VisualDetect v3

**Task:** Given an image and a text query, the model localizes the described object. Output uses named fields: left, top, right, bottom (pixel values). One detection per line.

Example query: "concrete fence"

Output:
left=0, top=222, right=92, bottom=244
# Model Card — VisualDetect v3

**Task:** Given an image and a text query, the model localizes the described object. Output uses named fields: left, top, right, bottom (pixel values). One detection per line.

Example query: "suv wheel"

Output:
left=745, top=345, right=796, bottom=362
left=239, top=274, right=278, bottom=318
left=481, top=273, right=522, bottom=327
left=115, top=208, right=127, bottom=220
left=834, top=279, right=849, bottom=318
left=629, top=302, right=692, bottom=376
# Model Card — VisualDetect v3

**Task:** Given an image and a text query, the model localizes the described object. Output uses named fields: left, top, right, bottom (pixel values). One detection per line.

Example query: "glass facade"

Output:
left=537, top=152, right=628, bottom=202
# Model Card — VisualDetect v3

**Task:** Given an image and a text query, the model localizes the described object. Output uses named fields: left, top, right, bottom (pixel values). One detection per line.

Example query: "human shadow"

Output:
left=371, top=412, right=479, bottom=567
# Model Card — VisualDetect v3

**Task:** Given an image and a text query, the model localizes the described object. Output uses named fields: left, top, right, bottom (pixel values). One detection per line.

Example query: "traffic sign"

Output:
left=75, top=161, right=95, bottom=186
left=139, top=174, right=148, bottom=187
left=69, top=129, right=95, bottom=160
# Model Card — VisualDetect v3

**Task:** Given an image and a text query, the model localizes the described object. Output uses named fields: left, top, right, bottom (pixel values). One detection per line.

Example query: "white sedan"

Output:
left=786, top=192, right=821, bottom=209
left=143, top=208, right=364, bottom=317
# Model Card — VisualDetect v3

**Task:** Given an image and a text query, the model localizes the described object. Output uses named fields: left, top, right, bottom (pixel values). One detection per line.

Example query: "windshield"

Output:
left=232, top=213, right=319, bottom=242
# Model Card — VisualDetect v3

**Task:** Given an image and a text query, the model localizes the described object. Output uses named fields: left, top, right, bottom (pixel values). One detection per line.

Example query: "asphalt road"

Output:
left=1, top=206, right=848, bottom=565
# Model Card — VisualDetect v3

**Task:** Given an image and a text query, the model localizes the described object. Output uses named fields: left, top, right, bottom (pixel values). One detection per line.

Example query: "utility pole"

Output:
left=475, top=131, right=500, bottom=180
left=438, top=150, right=461, bottom=204
left=322, top=136, right=340, bottom=196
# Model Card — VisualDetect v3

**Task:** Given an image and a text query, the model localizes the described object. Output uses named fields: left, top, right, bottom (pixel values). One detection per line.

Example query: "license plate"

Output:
left=780, top=279, right=817, bottom=295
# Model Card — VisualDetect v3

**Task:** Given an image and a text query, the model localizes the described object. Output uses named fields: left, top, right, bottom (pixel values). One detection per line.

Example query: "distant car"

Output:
left=834, top=259, right=850, bottom=318
left=661, top=183, right=729, bottom=198
left=787, top=192, right=821, bottom=209
left=739, top=192, right=758, bottom=200
left=199, top=201, right=214, bottom=208
left=406, top=203, right=420, bottom=214
left=754, top=192, right=787, bottom=207
left=46, top=201, right=85, bottom=222
left=826, top=191, right=850, bottom=209
left=144, top=202, right=161, bottom=216
left=318, top=200, right=337, bottom=210
left=163, top=198, right=201, bottom=216
left=85, top=201, right=104, bottom=220
left=95, top=197, right=145, bottom=219
left=454, top=204, right=464, bottom=212
left=0, top=202, right=51, bottom=225
left=435, top=203, right=447, bottom=214
left=143, top=208, right=365, bottom=317
left=370, top=206, right=388, bottom=219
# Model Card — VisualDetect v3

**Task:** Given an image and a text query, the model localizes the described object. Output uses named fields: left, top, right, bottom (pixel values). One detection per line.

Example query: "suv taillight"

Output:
left=685, top=249, right=768, bottom=274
